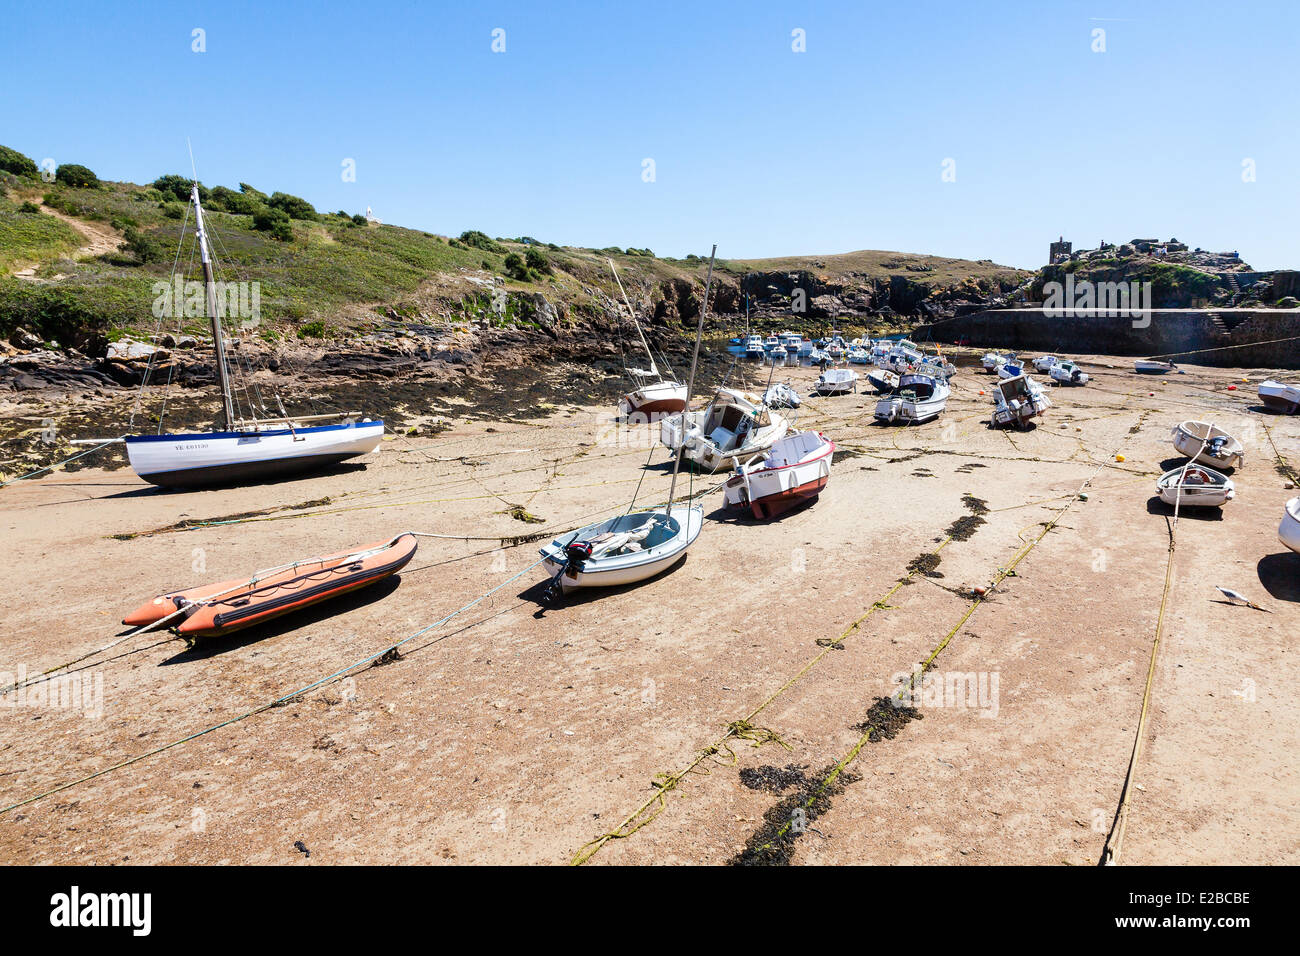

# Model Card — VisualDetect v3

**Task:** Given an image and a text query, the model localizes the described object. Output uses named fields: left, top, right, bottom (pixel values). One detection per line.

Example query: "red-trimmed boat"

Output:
left=723, top=431, right=835, bottom=520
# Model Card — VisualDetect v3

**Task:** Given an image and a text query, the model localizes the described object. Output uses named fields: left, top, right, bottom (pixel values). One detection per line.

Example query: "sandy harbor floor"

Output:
left=1, top=353, right=1297, bottom=865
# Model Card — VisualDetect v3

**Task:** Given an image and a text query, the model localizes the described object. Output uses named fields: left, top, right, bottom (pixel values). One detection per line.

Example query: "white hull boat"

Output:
left=874, top=373, right=949, bottom=424
left=992, top=373, right=1051, bottom=428
left=1033, top=356, right=1058, bottom=373
left=848, top=347, right=871, bottom=365
left=619, top=379, right=688, bottom=418
left=1279, top=497, right=1300, bottom=553
left=1171, top=420, right=1244, bottom=470
left=815, top=368, right=859, bottom=395
left=1049, top=361, right=1089, bottom=385
left=982, top=352, right=1012, bottom=374
left=126, top=420, right=384, bottom=488
left=723, top=431, right=834, bottom=520
left=540, top=505, right=704, bottom=593
left=764, top=381, right=802, bottom=409
left=123, top=184, right=383, bottom=488
left=866, top=369, right=899, bottom=393
left=1259, top=379, right=1300, bottom=414
left=1157, top=465, right=1235, bottom=508
left=1135, top=359, right=1177, bottom=374
left=661, top=388, right=789, bottom=472
left=998, top=361, right=1026, bottom=380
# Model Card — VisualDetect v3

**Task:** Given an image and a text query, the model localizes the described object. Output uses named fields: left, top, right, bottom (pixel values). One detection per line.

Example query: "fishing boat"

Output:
left=915, top=355, right=956, bottom=380
left=815, top=367, right=859, bottom=395
left=874, top=373, right=950, bottom=424
left=998, top=360, right=1026, bottom=380
left=991, top=373, right=1051, bottom=428
left=807, top=347, right=829, bottom=364
left=124, top=534, right=418, bottom=639
left=770, top=344, right=788, bottom=361
left=744, top=335, right=766, bottom=359
left=1156, top=465, right=1235, bottom=508
left=796, top=340, right=814, bottom=358
left=723, top=431, right=835, bottom=520
left=1033, top=355, right=1058, bottom=373
left=124, top=184, right=383, bottom=488
left=661, top=388, right=790, bottom=471
left=1259, top=379, right=1300, bottom=414
left=1135, top=359, right=1177, bottom=374
left=1048, top=360, right=1089, bottom=386
left=1172, top=421, right=1244, bottom=470
left=779, top=332, right=803, bottom=351
left=884, top=342, right=924, bottom=374
left=1279, top=497, right=1300, bottom=553
left=764, top=381, right=802, bottom=409
left=539, top=247, right=717, bottom=600
left=611, top=260, right=687, bottom=417
left=848, top=346, right=872, bottom=364
left=866, top=368, right=899, bottom=394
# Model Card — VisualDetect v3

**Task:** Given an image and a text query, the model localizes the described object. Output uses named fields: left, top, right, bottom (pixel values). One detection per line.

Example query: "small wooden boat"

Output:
left=723, top=431, right=834, bottom=520
left=814, top=367, right=859, bottom=395
left=1049, top=360, right=1089, bottom=386
left=1259, top=379, right=1300, bottom=414
left=1172, top=420, right=1244, bottom=470
left=992, top=373, right=1051, bottom=428
left=1135, top=359, right=1177, bottom=374
left=1157, top=465, right=1234, bottom=508
left=123, top=534, right=418, bottom=638
left=875, top=373, right=950, bottom=424
left=1279, top=497, right=1300, bottom=554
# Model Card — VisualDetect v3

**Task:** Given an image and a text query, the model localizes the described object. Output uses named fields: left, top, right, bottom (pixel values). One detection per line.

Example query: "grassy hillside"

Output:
left=0, top=146, right=1028, bottom=347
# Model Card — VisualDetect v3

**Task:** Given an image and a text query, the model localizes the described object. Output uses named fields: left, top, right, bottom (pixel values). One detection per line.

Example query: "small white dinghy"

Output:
left=1135, top=359, right=1177, bottom=374
left=1258, top=379, right=1300, bottom=414
left=1279, top=497, right=1300, bottom=554
left=1049, top=360, right=1089, bottom=386
left=992, top=373, right=1051, bottom=428
left=723, top=431, right=834, bottom=520
left=1157, top=464, right=1235, bottom=508
left=874, top=373, right=950, bottom=424
left=814, top=367, right=859, bottom=395
left=540, top=505, right=704, bottom=596
left=1172, top=421, right=1244, bottom=470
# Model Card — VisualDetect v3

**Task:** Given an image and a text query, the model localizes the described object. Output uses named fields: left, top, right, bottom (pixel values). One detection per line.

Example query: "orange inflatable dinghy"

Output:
left=123, top=534, right=418, bottom=638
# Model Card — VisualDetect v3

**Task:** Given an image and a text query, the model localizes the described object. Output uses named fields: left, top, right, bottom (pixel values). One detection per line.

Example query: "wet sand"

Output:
left=1, top=353, right=1297, bottom=865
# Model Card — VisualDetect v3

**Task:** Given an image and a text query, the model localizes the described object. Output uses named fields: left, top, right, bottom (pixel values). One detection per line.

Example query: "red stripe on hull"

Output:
left=746, top=474, right=829, bottom=520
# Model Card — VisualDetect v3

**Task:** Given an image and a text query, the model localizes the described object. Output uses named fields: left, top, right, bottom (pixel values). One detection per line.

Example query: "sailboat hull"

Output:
left=619, top=381, right=688, bottom=417
left=125, top=420, right=385, bottom=488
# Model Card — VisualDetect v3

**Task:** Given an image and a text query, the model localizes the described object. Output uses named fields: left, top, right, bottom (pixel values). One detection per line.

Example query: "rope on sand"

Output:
left=0, top=436, right=123, bottom=488
left=0, top=554, right=551, bottom=817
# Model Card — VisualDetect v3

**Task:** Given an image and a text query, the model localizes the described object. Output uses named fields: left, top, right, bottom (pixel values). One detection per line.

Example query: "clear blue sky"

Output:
left=4, top=0, right=1297, bottom=269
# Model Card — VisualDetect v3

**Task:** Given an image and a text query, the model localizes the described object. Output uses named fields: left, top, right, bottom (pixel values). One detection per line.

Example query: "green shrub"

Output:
left=163, top=204, right=184, bottom=219
left=55, top=164, right=98, bottom=188
left=210, top=186, right=260, bottom=215
left=351, top=213, right=367, bottom=226
left=267, top=191, right=317, bottom=220
left=253, top=207, right=293, bottom=241
left=0, top=145, right=39, bottom=178
left=122, top=226, right=164, bottom=264
left=459, top=230, right=506, bottom=254
left=525, top=247, right=552, bottom=274
left=238, top=182, right=266, bottom=201
left=298, top=320, right=327, bottom=338
left=19, top=201, right=40, bottom=214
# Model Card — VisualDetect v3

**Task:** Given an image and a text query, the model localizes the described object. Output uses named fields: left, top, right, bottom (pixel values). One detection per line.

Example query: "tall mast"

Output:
left=665, top=245, right=715, bottom=515
left=608, top=258, right=658, bottom=380
left=191, top=184, right=236, bottom=430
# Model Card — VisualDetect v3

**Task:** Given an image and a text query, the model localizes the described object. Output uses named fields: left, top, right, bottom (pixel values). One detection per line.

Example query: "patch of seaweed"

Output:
left=738, top=764, right=811, bottom=794
left=503, top=504, right=546, bottom=524
left=728, top=763, right=863, bottom=866
left=854, top=695, right=924, bottom=742
left=961, top=494, right=989, bottom=514
left=907, top=552, right=944, bottom=578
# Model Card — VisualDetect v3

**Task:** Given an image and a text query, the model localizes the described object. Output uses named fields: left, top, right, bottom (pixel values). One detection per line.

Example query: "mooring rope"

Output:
left=0, top=436, right=124, bottom=488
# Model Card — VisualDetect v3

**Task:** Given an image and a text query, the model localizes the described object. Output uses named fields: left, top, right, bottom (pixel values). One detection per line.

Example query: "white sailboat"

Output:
left=539, top=246, right=718, bottom=601
left=125, top=183, right=383, bottom=488
left=611, top=260, right=687, bottom=418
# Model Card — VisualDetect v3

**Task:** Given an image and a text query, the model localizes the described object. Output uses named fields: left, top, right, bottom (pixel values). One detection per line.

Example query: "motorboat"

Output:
left=848, top=347, right=872, bottom=364
left=1259, top=379, right=1300, bottom=414
left=745, top=336, right=766, bottom=358
left=814, top=367, right=859, bottom=395
left=779, top=332, right=803, bottom=351
left=865, top=368, right=899, bottom=393
left=991, top=373, right=1051, bottom=428
left=1171, top=421, right=1244, bottom=470
left=1033, top=355, right=1058, bottom=373
left=982, top=352, right=1013, bottom=374
left=874, top=373, right=949, bottom=424
left=723, top=431, right=835, bottom=520
left=1048, top=360, right=1089, bottom=386
left=1156, top=465, right=1235, bottom=508
left=998, top=360, right=1026, bottom=380
left=660, top=387, right=789, bottom=472
left=540, top=506, right=704, bottom=595
left=764, top=381, right=802, bottom=409
left=1135, top=359, right=1177, bottom=374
